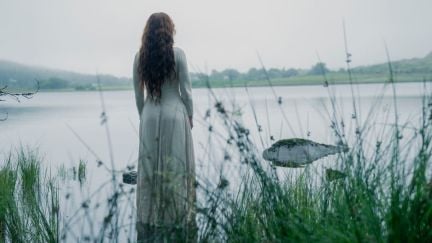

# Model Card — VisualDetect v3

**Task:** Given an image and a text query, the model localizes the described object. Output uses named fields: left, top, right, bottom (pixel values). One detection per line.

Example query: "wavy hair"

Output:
left=137, top=12, right=176, bottom=100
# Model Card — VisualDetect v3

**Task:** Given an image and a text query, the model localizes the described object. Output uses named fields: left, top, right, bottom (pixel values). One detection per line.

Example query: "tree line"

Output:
left=190, top=62, right=331, bottom=82
left=190, top=51, right=432, bottom=83
left=1, top=51, right=431, bottom=90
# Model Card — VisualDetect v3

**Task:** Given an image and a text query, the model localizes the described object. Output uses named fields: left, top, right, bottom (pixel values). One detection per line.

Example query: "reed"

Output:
left=0, top=148, right=59, bottom=242
left=193, top=43, right=432, bottom=242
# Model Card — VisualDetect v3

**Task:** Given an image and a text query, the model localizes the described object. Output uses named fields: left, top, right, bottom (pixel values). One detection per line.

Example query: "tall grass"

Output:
left=2, top=83, right=430, bottom=242
left=0, top=148, right=59, bottom=242
left=2, top=87, right=431, bottom=242
left=194, top=80, right=432, bottom=242
left=192, top=40, right=432, bottom=242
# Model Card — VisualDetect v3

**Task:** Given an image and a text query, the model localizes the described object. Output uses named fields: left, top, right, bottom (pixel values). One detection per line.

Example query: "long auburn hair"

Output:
left=137, top=12, right=176, bottom=100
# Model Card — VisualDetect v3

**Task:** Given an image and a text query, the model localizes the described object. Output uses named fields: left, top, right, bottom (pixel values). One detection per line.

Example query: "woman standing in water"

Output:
left=133, top=12, right=196, bottom=242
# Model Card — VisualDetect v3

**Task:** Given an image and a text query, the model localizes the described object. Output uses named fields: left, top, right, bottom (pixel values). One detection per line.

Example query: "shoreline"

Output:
left=32, top=78, right=428, bottom=93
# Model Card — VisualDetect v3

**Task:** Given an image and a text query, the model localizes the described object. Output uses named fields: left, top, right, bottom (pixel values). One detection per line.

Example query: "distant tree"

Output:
left=39, top=77, right=70, bottom=89
left=74, top=84, right=96, bottom=91
left=190, top=72, right=210, bottom=87
left=267, top=68, right=283, bottom=79
left=210, top=69, right=224, bottom=81
left=308, top=62, right=329, bottom=75
left=282, top=68, right=299, bottom=78
left=221, top=69, right=240, bottom=81
left=245, top=68, right=266, bottom=80
left=196, top=73, right=209, bottom=81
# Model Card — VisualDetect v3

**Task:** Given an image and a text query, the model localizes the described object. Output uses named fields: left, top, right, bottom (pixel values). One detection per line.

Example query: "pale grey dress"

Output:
left=133, top=47, right=196, bottom=240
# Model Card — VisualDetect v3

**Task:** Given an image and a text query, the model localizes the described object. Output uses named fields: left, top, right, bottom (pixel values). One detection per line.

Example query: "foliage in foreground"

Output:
left=197, top=81, right=432, bottom=242
left=1, top=86, right=431, bottom=242
left=1, top=58, right=432, bottom=243
left=0, top=149, right=59, bottom=243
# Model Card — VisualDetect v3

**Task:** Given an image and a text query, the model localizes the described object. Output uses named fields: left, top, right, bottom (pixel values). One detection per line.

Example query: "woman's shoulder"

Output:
left=174, top=46, right=186, bottom=59
left=133, top=51, right=140, bottom=66
left=174, top=46, right=184, bottom=53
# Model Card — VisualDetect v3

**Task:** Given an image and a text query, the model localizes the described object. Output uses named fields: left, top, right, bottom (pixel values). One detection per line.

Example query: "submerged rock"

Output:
left=325, top=168, right=347, bottom=181
left=122, top=171, right=137, bottom=185
left=262, top=138, right=348, bottom=168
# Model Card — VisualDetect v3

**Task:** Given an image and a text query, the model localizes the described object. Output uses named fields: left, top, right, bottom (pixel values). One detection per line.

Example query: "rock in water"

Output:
left=262, top=138, right=347, bottom=168
left=325, top=168, right=347, bottom=181
left=122, top=171, right=137, bottom=185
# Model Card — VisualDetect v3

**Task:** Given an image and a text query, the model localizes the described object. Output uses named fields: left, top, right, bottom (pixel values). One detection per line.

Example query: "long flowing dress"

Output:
left=133, top=47, right=196, bottom=242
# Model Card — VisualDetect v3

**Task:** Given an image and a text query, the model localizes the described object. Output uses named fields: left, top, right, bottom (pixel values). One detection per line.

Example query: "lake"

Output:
left=0, top=82, right=426, bottom=241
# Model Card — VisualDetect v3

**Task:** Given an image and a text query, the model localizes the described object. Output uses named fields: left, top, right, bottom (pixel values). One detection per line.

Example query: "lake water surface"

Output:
left=0, top=82, right=426, bottom=241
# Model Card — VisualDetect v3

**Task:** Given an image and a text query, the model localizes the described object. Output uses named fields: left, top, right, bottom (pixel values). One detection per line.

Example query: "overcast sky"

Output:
left=1, top=0, right=431, bottom=77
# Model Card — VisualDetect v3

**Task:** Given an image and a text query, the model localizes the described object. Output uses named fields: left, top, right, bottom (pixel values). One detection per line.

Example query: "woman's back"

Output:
left=133, top=47, right=193, bottom=118
left=133, top=45, right=196, bottom=242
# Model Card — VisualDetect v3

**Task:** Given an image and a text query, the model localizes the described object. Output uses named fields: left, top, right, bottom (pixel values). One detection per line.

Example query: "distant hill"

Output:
left=352, top=52, right=432, bottom=74
left=189, top=52, right=432, bottom=88
left=1, top=51, right=431, bottom=91
left=0, top=60, right=132, bottom=91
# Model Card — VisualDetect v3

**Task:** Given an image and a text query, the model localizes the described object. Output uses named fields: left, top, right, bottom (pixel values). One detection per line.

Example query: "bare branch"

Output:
left=0, top=79, right=39, bottom=121
left=0, top=79, right=40, bottom=102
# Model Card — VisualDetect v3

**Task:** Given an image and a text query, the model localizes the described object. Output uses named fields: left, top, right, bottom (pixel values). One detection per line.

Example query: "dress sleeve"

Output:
left=133, top=53, right=145, bottom=117
left=177, top=49, right=193, bottom=117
